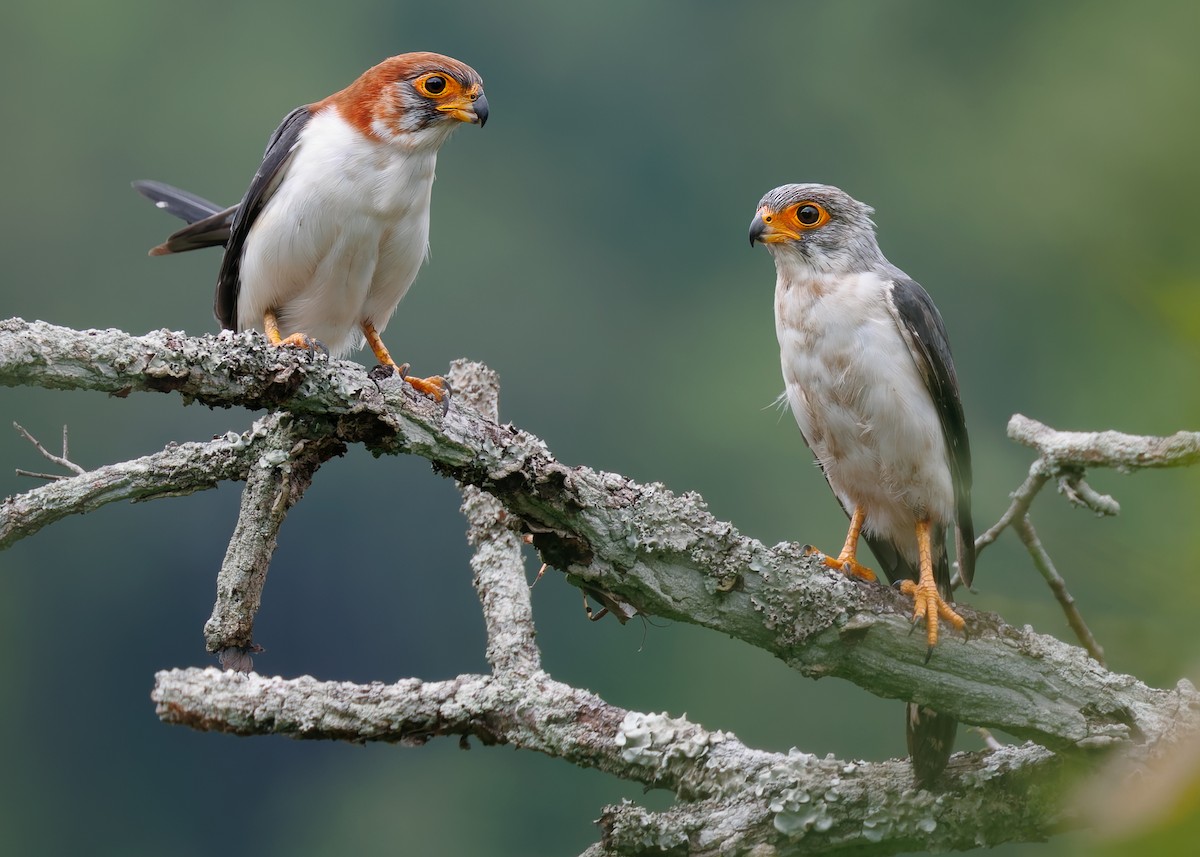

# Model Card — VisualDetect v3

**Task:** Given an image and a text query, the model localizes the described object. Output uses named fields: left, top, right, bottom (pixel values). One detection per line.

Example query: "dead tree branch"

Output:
left=965, top=414, right=1199, bottom=663
left=5, top=318, right=1200, bottom=855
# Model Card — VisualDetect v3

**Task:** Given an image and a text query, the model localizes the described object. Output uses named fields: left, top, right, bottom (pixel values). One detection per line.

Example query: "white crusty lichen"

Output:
left=615, top=711, right=727, bottom=772
left=756, top=749, right=836, bottom=837
left=754, top=748, right=949, bottom=842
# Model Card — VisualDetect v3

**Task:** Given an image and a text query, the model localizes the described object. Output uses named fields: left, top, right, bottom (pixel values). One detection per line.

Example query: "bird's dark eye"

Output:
left=421, top=75, right=447, bottom=96
left=796, top=204, right=824, bottom=226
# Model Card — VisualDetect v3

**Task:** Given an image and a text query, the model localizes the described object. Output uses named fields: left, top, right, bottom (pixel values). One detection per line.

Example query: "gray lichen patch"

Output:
left=615, top=710, right=730, bottom=777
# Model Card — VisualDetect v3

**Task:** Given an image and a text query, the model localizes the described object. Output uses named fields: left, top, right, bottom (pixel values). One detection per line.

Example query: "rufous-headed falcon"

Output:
left=135, top=52, right=488, bottom=401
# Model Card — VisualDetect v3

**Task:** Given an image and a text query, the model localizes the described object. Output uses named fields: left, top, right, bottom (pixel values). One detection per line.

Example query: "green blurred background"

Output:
left=2, top=1, right=1199, bottom=854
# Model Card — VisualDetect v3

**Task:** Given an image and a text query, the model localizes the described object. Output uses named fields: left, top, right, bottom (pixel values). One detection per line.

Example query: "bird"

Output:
left=749, top=182, right=974, bottom=786
left=134, top=51, right=489, bottom=402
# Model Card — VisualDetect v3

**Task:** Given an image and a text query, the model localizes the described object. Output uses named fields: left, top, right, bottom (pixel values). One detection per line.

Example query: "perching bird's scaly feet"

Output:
left=263, top=309, right=326, bottom=354
left=361, top=320, right=449, bottom=404
left=901, top=519, right=966, bottom=658
left=815, top=505, right=877, bottom=582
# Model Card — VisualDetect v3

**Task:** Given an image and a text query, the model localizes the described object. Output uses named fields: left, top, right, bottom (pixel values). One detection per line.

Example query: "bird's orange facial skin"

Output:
left=756, top=201, right=830, bottom=243
left=415, top=74, right=486, bottom=123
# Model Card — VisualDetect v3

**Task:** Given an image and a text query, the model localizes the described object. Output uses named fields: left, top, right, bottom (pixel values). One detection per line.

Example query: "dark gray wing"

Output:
left=213, top=105, right=312, bottom=330
left=887, top=276, right=975, bottom=590
left=132, top=180, right=239, bottom=255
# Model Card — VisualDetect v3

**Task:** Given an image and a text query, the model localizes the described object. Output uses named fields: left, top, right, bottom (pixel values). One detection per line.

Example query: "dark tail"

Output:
left=865, top=530, right=957, bottom=787
left=906, top=702, right=957, bottom=787
left=132, top=180, right=237, bottom=255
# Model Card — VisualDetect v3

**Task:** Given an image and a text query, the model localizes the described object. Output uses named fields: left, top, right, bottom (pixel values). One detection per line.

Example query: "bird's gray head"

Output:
left=749, top=183, right=884, bottom=275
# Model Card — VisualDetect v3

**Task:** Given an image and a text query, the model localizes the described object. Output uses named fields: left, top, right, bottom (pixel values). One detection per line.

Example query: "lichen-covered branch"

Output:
left=202, top=415, right=345, bottom=663
left=1, top=418, right=279, bottom=549
left=7, top=319, right=1200, bottom=854
left=0, top=319, right=1189, bottom=747
left=447, top=359, right=541, bottom=677
left=150, top=665, right=1079, bottom=855
left=1008, top=413, right=1200, bottom=469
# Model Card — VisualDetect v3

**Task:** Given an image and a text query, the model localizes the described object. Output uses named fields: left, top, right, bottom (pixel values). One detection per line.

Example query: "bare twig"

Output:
left=967, top=414, right=1198, bottom=658
left=973, top=463, right=1050, bottom=560
left=1013, top=516, right=1106, bottom=665
left=13, top=468, right=67, bottom=480
left=1058, top=472, right=1120, bottom=516
left=12, top=420, right=85, bottom=478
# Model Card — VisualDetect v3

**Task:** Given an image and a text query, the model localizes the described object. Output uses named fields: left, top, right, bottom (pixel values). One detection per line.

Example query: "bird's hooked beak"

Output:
left=748, top=207, right=796, bottom=246
left=439, top=85, right=489, bottom=127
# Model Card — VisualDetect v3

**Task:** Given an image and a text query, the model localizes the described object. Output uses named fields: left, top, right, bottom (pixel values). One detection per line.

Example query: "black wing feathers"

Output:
left=213, top=105, right=312, bottom=330
left=889, top=277, right=975, bottom=589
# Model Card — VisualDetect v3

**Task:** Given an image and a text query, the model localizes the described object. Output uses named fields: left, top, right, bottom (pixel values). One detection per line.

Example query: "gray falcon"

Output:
left=749, top=183, right=974, bottom=786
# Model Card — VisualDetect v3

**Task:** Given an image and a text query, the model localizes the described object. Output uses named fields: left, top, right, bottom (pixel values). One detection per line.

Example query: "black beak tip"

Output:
left=474, top=94, right=489, bottom=127
left=748, top=214, right=767, bottom=247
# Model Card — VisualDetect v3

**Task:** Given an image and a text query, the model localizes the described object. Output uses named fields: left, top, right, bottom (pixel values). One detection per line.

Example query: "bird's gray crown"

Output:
left=757, top=183, right=874, bottom=223
left=757, top=183, right=886, bottom=274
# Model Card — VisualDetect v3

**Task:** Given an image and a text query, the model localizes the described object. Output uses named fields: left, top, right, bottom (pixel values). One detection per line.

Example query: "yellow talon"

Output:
left=903, top=519, right=966, bottom=651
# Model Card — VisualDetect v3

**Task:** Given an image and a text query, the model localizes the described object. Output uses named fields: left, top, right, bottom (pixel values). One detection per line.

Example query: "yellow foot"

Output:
left=273, top=332, right=324, bottom=352
left=900, top=577, right=965, bottom=652
left=402, top=372, right=450, bottom=403
left=803, top=544, right=877, bottom=582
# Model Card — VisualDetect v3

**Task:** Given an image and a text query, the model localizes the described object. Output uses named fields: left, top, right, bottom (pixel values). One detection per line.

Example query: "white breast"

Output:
left=237, top=107, right=438, bottom=356
left=775, top=268, right=954, bottom=561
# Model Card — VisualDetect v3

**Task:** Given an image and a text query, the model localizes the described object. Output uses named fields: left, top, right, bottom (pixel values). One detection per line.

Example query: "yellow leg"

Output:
left=900, top=519, right=965, bottom=651
left=263, top=309, right=318, bottom=349
left=819, top=505, right=877, bottom=582
left=361, top=320, right=447, bottom=403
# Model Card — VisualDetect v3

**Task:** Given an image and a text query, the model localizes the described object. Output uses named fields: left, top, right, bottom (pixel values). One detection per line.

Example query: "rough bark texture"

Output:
left=5, top=318, right=1200, bottom=855
left=202, top=414, right=345, bottom=660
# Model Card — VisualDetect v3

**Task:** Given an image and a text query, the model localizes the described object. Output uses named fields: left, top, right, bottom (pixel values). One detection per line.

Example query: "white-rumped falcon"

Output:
left=749, top=182, right=974, bottom=786
left=134, top=52, right=488, bottom=402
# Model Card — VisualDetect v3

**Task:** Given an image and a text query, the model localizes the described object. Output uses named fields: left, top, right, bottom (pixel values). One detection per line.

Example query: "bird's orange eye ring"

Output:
left=417, top=73, right=449, bottom=97
left=793, top=202, right=829, bottom=229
